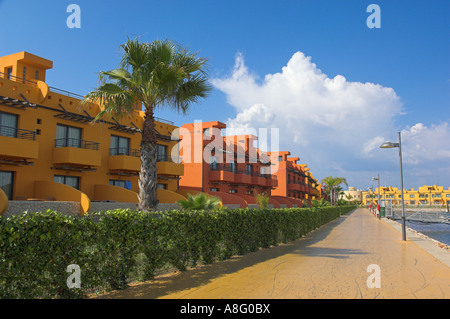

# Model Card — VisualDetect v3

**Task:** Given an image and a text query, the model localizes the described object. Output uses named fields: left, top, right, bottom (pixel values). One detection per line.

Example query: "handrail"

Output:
left=0, top=71, right=37, bottom=86
left=0, top=125, right=36, bottom=141
left=157, top=154, right=182, bottom=163
left=110, top=147, right=140, bottom=157
left=55, top=138, right=99, bottom=150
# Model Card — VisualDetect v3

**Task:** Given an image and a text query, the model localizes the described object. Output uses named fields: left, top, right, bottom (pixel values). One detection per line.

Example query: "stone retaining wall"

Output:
left=3, top=201, right=81, bottom=217
left=2, top=201, right=183, bottom=218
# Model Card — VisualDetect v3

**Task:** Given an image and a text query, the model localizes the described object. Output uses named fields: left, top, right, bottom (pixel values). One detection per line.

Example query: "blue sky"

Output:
left=0, top=0, right=449, bottom=190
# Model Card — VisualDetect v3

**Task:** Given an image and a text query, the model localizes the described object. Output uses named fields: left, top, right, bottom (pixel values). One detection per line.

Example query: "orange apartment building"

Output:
left=0, top=51, right=185, bottom=215
left=269, top=151, right=322, bottom=204
left=178, top=121, right=322, bottom=208
left=0, top=51, right=323, bottom=214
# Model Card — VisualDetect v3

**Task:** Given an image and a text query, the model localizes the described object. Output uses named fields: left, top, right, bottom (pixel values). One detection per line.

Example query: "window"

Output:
left=210, top=156, right=217, bottom=170
left=230, top=161, right=236, bottom=173
left=0, top=171, right=14, bottom=200
left=56, top=124, right=82, bottom=148
left=54, top=175, right=79, bottom=190
left=157, top=183, right=167, bottom=190
left=110, top=180, right=126, bottom=188
left=35, top=70, right=39, bottom=80
left=209, top=187, right=219, bottom=192
left=446, top=194, right=450, bottom=198
left=157, top=144, right=168, bottom=161
left=246, top=164, right=252, bottom=175
left=6, top=67, right=12, bottom=80
left=278, top=155, right=283, bottom=162
left=110, top=135, right=130, bottom=155
left=0, top=111, right=18, bottom=138
left=230, top=189, right=237, bottom=193
left=410, top=194, right=415, bottom=198
left=22, top=67, right=26, bottom=83
left=110, top=179, right=132, bottom=189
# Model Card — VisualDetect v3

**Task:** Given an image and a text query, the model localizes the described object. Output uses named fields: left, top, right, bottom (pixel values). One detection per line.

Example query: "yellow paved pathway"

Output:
left=96, top=208, right=450, bottom=299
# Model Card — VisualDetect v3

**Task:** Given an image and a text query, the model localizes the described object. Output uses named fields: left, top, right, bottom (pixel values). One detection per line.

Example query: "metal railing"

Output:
left=209, top=164, right=277, bottom=180
left=55, top=138, right=99, bottom=150
left=157, top=154, right=182, bottom=163
left=0, top=71, right=38, bottom=86
left=0, top=125, right=36, bottom=141
left=110, top=147, right=140, bottom=157
left=210, top=163, right=234, bottom=172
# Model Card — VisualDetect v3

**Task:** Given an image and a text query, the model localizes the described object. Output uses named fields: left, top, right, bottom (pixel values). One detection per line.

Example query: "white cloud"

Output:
left=211, top=51, right=450, bottom=188
left=212, top=51, right=402, bottom=163
left=401, top=122, right=450, bottom=164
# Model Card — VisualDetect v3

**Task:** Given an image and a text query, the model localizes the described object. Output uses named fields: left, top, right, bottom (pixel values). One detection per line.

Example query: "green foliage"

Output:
left=311, top=198, right=330, bottom=207
left=254, top=191, right=270, bottom=209
left=177, top=193, right=222, bottom=211
left=0, top=206, right=356, bottom=298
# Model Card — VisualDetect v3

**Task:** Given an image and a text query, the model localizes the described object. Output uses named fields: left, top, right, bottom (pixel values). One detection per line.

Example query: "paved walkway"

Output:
left=96, top=208, right=450, bottom=299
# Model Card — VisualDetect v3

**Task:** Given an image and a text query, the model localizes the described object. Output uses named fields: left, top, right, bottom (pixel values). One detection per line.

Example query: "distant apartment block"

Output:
left=362, top=185, right=450, bottom=206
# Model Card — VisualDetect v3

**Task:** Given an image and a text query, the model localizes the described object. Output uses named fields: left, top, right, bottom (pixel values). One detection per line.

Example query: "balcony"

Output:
left=0, top=125, right=39, bottom=161
left=108, top=148, right=141, bottom=173
left=251, top=173, right=266, bottom=186
left=262, top=174, right=278, bottom=188
left=157, top=154, right=184, bottom=176
left=288, top=183, right=301, bottom=191
left=234, top=169, right=253, bottom=184
left=52, top=138, right=101, bottom=168
left=209, top=163, right=235, bottom=183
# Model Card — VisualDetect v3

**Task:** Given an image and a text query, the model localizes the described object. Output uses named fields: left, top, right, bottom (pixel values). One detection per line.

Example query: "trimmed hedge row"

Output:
left=0, top=206, right=356, bottom=298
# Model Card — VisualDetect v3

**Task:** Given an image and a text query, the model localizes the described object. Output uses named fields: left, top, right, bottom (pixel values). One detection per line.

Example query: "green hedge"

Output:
left=0, top=206, right=356, bottom=298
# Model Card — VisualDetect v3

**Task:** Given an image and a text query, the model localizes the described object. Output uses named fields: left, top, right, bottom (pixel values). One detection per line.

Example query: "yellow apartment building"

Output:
left=0, top=51, right=185, bottom=215
left=362, top=185, right=450, bottom=207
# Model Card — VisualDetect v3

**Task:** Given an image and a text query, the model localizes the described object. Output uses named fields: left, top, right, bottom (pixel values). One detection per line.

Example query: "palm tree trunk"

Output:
left=138, top=107, right=158, bottom=211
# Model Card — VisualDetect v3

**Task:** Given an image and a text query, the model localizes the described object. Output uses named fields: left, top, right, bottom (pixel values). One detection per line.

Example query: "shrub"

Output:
left=254, top=191, right=270, bottom=209
left=0, top=206, right=356, bottom=298
left=177, top=193, right=222, bottom=211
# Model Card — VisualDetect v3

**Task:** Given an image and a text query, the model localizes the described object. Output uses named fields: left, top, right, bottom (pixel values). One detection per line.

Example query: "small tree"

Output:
left=177, top=193, right=222, bottom=211
left=254, top=191, right=270, bottom=209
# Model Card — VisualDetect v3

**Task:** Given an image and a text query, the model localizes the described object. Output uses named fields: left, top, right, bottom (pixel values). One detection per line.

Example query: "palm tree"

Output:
left=82, top=38, right=211, bottom=211
left=177, top=193, right=222, bottom=211
left=321, top=176, right=348, bottom=206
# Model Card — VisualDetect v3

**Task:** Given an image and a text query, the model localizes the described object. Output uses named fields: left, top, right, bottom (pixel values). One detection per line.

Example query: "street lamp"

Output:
left=371, top=174, right=381, bottom=220
left=380, top=132, right=406, bottom=241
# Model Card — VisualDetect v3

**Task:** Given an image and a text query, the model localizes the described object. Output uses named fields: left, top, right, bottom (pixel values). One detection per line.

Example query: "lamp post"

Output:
left=371, top=174, right=381, bottom=220
left=380, top=132, right=406, bottom=241
left=367, top=186, right=373, bottom=214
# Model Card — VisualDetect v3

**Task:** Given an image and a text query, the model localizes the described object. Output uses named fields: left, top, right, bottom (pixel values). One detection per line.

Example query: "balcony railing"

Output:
left=0, top=71, right=38, bottom=86
left=0, top=125, right=36, bottom=141
left=55, top=138, right=99, bottom=150
left=157, top=154, right=182, bottom=163
left=210, top=163, right=234, bottom=172
left=110, top=147, right=140, bottom=157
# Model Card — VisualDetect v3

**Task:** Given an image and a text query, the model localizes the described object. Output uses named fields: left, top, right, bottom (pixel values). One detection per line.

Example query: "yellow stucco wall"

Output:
left=34, top=181, right=91, bottom=216
left=0, top=51, right=184, bottom=207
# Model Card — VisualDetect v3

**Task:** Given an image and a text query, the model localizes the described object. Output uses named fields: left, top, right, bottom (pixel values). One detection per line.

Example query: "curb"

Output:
left=382, top=217, right=450, bottom=267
